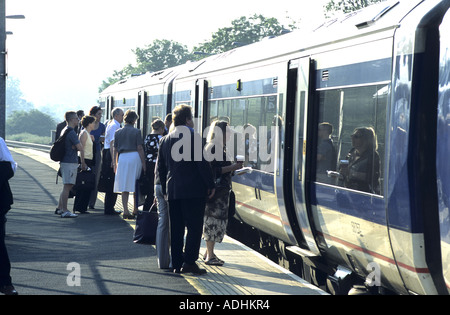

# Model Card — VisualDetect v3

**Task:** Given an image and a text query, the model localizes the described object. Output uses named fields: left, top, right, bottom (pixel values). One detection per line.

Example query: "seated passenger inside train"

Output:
left=340, top=127, right=381, bottom=195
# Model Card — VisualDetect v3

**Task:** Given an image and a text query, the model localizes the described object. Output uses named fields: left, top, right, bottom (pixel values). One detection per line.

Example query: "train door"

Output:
left=437, top=8, right=450, bottom=294
left=195, top=79, right=208, bottom=135
left=137, top=91, right=147, bottom=134
left=289, top=57, right=321, bottom=255
left=309, top=38, right=408, bottom=292
left=106, top=96, right=114, bottom=121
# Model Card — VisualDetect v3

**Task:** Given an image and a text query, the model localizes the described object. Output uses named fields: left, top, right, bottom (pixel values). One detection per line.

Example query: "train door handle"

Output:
left=254, top=188, right=262, bottom=200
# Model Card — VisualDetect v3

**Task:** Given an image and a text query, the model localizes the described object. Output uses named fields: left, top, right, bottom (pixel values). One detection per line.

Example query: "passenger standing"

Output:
left=316, top=122, right=336, bottom=184
left=203, top=121, right=242, bottom=266
left=113, top=110, right=146, bottom=219
left=55, top=109, right=84, bottom=140
left=142, top=119, right=165, bottom=211
left=73, top=115, right=96, bottom=214
left=56, top=111, right=87, bottom=218
left=150, top=118, right=171, bottom=269
left=101, top=107, right=124, bottom=215
left=157, top=104, right=215, bottom=274
left=88, top=106, right=106, bottom=210
left=0, top=138, right=18, bottom=295
left=74, top=110, right=85, bottom=135
left=163, top=113, right=172, bottom=135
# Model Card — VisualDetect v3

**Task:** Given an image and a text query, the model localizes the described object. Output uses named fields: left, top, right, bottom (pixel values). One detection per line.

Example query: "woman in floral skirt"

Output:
left=203, top=120, right=242, bottom=266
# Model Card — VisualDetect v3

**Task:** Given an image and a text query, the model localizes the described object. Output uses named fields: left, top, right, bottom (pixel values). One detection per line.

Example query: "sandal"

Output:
left=205, top=257, right=224, bottom=266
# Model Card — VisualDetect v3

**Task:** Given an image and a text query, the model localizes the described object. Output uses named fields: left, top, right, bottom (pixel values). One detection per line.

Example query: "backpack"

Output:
left=50, top=129, right=69, bottom=162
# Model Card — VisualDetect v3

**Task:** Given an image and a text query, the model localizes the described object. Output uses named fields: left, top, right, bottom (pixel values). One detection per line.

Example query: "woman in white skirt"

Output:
left=113, top=110, right=146, bottom=219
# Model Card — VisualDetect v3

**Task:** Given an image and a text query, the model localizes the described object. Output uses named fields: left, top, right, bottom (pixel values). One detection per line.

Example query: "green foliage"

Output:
left=6, top=77, right=34, bottom=117
left=7, top=132, right=52, bottom=145
left=194, top=14, right=288, bottom=55
left=134, top=39, right=191, bottom=72
left=99, top=39, right=191, bottom=93
left=325, top=0, right=385, bottom=15
left=6, top=109, right=57, bottom=138
left=99, top=14, right=296, bottom=92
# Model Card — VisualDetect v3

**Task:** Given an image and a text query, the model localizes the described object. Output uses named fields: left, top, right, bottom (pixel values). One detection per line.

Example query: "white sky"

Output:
left=5, top=0, right=328, bottom=116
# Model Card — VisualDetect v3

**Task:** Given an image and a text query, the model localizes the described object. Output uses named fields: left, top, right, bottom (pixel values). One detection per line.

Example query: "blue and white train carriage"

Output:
left=99, top=0, right=450, bottom=294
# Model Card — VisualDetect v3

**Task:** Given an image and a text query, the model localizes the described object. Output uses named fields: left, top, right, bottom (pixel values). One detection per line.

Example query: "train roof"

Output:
left=181, top=0, right=426, bottom=77
left=100, top=0, right=439, bottom=94
left=99, top=62, right=199, bottom=96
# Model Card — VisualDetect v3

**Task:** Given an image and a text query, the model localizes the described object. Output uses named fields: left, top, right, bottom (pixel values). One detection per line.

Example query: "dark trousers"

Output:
left=101, top=149, right=118, bottom=214
left=142, top=163, right=155, bottom=212
left=0, top=213, right=12, bottom=286
left=73, top=159, right=95, bottom=213
left=168, top=198, right=206, bottom=270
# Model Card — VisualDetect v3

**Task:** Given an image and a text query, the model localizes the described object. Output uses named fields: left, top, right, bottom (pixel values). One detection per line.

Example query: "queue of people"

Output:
left=0, top=102, right=250, bottom=292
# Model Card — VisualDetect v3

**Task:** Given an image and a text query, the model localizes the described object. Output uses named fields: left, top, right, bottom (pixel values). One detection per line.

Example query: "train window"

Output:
left=206, top=94, right=280, bottom=172
left=114, top=98, right=136, bottom=116
left=316, top=84, right=388, bottom=195
left=146, top=94, right=164, bottom=129
left=173, top=90, right=192, bottom=110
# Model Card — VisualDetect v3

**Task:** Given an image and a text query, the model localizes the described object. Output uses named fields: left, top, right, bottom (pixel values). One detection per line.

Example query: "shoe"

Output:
left=203, top=253, right=224, bottom=265
left=0, top=285, right=18, bottom=295
left=123, top=213, right=135, bottom=220
left=73, top=209, right=90, bottom=214
left=61, top=211, right=78, bottom=218
left=205, top=257, right=224, bottom=266
left=54, top=208, right=63, bottom=215
left=181, top=263, right=207, bottom=275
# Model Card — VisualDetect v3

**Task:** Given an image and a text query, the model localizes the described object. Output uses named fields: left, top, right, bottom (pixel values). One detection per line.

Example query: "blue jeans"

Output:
left=155, top=184, right=170, bottom=269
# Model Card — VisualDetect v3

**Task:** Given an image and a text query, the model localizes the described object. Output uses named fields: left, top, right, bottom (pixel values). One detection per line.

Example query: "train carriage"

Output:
left=99, top=0, right=450, bottom=294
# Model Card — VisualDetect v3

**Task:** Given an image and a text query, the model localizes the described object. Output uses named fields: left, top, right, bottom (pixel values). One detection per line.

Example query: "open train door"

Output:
left=285, top=57, right=321, bottom=256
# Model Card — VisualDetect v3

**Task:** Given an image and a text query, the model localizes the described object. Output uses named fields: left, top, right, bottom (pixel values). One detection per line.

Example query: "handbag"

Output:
left=74, top=169, right=95, bottom=191
left=133, top=200, right=158, bottom=245
left=138, top=172, right=152, bottom=196
left=208, top=177, right=230, bottom=203
left=98, top=170, right=114, bottom=193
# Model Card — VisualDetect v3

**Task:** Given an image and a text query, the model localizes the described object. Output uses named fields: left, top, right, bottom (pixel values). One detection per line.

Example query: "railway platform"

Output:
left=4, top=147, right=327, bottom=296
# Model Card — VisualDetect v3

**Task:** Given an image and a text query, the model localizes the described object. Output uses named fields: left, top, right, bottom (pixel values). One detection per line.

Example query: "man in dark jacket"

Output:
left=0, top=138, right=18, bottom=295
left=157, top=104, right=215, bottom=275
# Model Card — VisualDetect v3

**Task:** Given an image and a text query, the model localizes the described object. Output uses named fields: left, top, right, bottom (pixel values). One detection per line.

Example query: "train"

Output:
left=99, top=0, right=450, bottom=295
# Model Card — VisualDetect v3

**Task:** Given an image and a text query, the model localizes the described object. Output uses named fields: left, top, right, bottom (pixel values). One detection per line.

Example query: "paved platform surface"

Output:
left=5, top=147, right=327, bottom=295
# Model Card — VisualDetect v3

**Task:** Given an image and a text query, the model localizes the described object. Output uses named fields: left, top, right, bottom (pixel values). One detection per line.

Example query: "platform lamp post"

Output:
left=0, top=0, right=25, bottom=139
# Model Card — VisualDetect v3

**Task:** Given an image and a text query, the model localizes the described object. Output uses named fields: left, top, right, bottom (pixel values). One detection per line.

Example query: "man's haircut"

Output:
left=111, top=107, right=123, bottom=118
left=65, top=111, right=77, bottom=122
left=173, top=104, right=192, bottom=127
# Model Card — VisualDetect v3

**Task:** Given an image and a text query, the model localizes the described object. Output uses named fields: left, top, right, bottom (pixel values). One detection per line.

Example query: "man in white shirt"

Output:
left=101, top=108, right=124, bottom=215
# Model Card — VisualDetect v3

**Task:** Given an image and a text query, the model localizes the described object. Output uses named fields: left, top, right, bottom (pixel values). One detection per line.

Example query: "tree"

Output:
left=325, top=0, right=386, bottom=15
left=194, top=14, right=291, bottom=55
left=133, top=39, right=191, bottom=72
left=6, top=109, right=56, bottom=137
left=6, top=77, right=34, bottom=117
left=99, top=15, right=297, bottom=92
left=99, top=39, right=191, bottom=92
